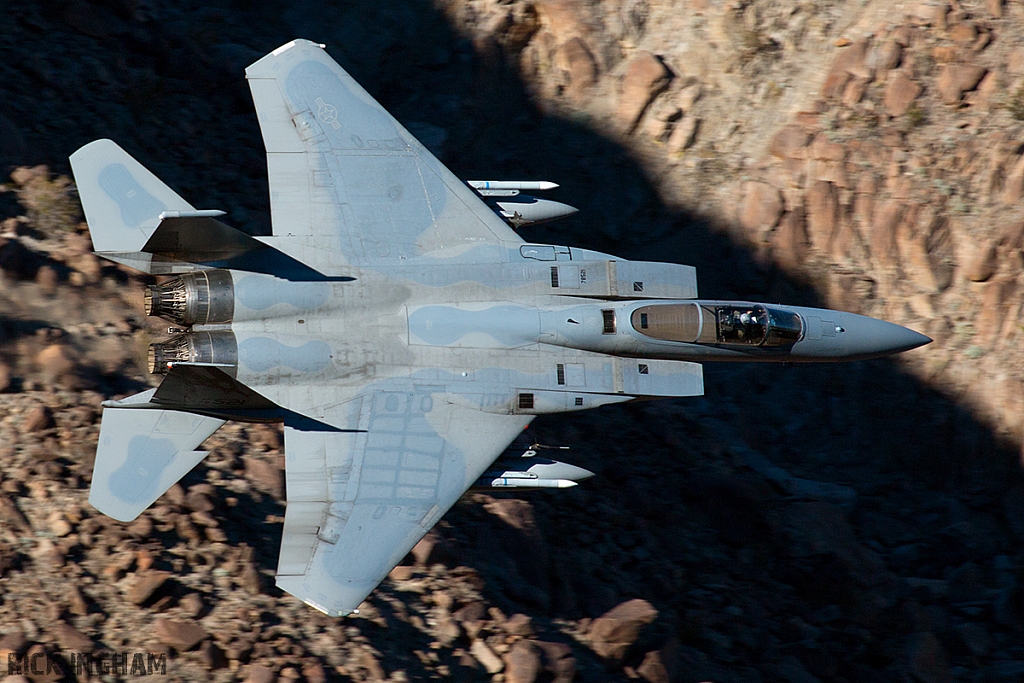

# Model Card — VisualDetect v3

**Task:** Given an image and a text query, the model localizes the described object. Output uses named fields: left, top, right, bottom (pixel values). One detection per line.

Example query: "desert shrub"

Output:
left=6, top=165, right=80, bottom=235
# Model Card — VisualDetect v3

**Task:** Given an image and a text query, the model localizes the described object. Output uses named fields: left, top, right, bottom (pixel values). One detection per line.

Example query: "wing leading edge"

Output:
left=245, top=39, right=523, bottom=269
left=276, top=385, right=532, bottom=616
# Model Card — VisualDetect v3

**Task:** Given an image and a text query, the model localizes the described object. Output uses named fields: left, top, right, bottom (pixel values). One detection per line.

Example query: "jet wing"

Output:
left=275, top=384, right=532, bottom=616
left=245, top=40, right=522, bottom=268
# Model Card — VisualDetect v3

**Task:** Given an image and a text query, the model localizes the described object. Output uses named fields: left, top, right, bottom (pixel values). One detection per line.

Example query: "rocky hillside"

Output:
left=2, top=1, right=1024, bottom=682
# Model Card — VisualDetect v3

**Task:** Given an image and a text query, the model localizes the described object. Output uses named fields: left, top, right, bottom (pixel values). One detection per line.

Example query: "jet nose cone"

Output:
left=840, top=314, right=931, bottom=359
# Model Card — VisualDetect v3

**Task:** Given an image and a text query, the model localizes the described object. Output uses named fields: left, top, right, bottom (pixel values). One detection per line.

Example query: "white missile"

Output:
left=467, top=181, right=559, bottom=191
left=480, top=478, right=578, bottom=489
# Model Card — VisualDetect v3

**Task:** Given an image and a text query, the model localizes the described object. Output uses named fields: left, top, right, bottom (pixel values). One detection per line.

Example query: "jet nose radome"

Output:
left=838, top=313, right=931, bottom=359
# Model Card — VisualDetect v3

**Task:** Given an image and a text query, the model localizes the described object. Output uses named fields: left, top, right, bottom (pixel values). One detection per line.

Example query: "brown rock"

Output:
left=988, top=0, right=1004, bottom=18
left=898, top=211, right=955, bottom=292
left=67, top=585, right=89, bottom=616
left=936, top=64, right=987, bottom=104
left=739, top=182, right=784, bottom=233
left=22, top=405, right=54, bottom=433
left=883, top=75, right=922, bottom=116
left=677, top=81, right=702, bottom=111
left=1003, top=155, right=1024, bottom=204
left=411, top=529, right=455, bottom=566
left=388, top=565, right=414, bottom=581
left=154, top=617, right=207, bottom=651
left=667, top=116, right=698, bottom=154
left=504, top=640, right=542, bottom=683
left=810, top=134, right=846, bottom=163
left=244, top=455, right=284, bottom=499
left=35, top=265, right=58, bottom=295
left=821, top=40, right=870, bottom=100
left=128, top=570, right=172, bottom=606
left=534, top=641, right=575, bottom=683
left=774, top=208, right=810, bottom=271
left=505, top=613, right=535, bottom=636
left=250, top=423, right=282, bottom=450
left=769, top=125, right=812, bottom=160
left=806, top=181, right=839, bottom=251
left=554, top=38, right=598, bottom=103
left=0, top=361, right=11, bottom=392
left=637, top=650, right=671, bottom=683
left=932, top=45, right=959, bottom=63
left=471, top=638, right=504, bottom=674
left=617, top=53, right=672, bottom=133
left=976, top=277, right=1018, bottom=344
left=966, top=241, right=999, bottom=282
left=868, top=40, right=903, bottom=73
left=35, top=344, right=76, bottom=386
left=588, top=598, right=658, bottom=661
left=0, top=631, right=29, bottom=660
left=950, top=22, right=977, bottom=45
left=55, top=623, right=94, bottom=653
left=975, top=70, right=999, bottom=109
left=302, top=662, right=328, bottom=683
left=871, top=201, right=904, bottom=267
left=0, top=495, right=31, bottom=532
left=199, top=640, right=228, bottom=670
left=244, top=663, right=278, bottom=683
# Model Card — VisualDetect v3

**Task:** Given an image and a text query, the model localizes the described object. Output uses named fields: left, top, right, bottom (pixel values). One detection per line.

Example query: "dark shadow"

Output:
left=5, top=0, right=1022, bottom=679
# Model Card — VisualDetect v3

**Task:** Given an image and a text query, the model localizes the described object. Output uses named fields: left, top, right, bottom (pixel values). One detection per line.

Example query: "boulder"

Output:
left=587, top=598, right=658, bottom=661
left=667, top=116, right=699, bottom=154
left=769, top=125, right=811, bottom=160
left=617, top=53, right=671, bottom=132
left=243, top=454, right=284, bottom=500
left=22, top=405, right=54, bottom=433
left=739, top=182, right=784, bottom=233
left=806, top=181, right=839, bottom=251
left=554, top=38, right=599, bottom=103
left=773, top=208, right=810, bottom=271
left=128, top=570, right=172, bottom=606
left=883, top=75, right=922, bottom=116
left=504, top=640, right=542, bottom=683
left=470, top=638, right=504, bottom=674
left=821, top=40, right=870, bottom=99
left=936, top=64, right=987, bottom=104
left=154, top=618, right=208, bottom=651
left=966, top=240, right=998, bottom=282
left=54, top=623, right=94, bottom=653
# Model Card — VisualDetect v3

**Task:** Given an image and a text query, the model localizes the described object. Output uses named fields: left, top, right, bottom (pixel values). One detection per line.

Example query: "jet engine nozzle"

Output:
left=148, top=330, right=238, bottom=374
left=145, top=270, right=234, bottom=326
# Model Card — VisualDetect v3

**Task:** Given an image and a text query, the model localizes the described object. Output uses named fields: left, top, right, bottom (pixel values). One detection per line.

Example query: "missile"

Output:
left=477, top=477, right=579, bottom=489
left=471, top=455, right=594, bottom=491
left=467, top=181, right=559, bottom=191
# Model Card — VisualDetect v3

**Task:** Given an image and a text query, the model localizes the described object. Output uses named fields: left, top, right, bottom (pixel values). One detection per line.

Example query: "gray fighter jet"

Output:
left=69, top=40, right=929, bottom=617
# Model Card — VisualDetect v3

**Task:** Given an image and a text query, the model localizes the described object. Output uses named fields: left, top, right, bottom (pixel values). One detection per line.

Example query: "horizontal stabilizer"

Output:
left=89, top=406, right=224, bottom=522
left=70, top=139, right=195, bottom=254
left=71, top=140, right=334, bottom=279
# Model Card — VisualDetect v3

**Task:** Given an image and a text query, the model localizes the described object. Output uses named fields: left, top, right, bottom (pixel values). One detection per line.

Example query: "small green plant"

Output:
left=1007, top=83, right=1024, bottom=121
left=906, top=102, right=926, bottom=128
left=6, top=166, right=80, bottom=235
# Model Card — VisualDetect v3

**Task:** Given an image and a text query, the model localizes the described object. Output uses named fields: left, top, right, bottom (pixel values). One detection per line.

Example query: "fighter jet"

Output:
left=69, top=39, right=929, bottom=617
